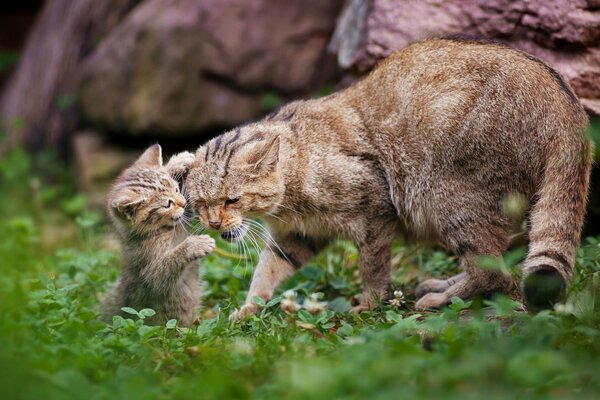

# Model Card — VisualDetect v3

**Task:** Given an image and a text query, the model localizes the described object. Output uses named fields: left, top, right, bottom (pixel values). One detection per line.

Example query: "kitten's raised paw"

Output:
left=166, top=151, right=195, bottom=178
left=187, top=234, right=216, bottom=259
left=229, top=303, right=260, bottom=322
left=414, top=292, right=450, bottom=311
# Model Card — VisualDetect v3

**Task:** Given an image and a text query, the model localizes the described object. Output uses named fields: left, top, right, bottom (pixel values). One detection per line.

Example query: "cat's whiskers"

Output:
left=238, top=229, right=251, bottom=277
left=275, top=203, right=301, bottom=215
left=243, top=227, right=263, bottom=263
left=243, top=218, right=294, bottom=267
left=265, top=212, right=286, bottom=224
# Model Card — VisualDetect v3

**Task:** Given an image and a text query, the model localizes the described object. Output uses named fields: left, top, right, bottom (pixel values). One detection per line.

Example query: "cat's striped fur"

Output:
left=186, top=38, right=593, bottom=317
left=101, top=145, right=215, bottom=326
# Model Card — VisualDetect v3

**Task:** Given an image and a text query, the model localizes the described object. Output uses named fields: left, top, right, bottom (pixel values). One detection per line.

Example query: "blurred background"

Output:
left=1, top=3, right=600, bottom=398
left=0, top=0, right=599, bottom=221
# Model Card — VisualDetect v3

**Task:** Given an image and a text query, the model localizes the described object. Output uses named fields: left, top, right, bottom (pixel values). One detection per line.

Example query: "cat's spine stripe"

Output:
left=445, top=36, right=578, bottom=105
left=239, top=132, right=264, bottom=148
left=222, top=128, right=241, bottom=153
left=521, top=53, right=578, bottom=105
left=220, top=151, right=234, bottom=179
left=213, top=135, right=223, bottom=156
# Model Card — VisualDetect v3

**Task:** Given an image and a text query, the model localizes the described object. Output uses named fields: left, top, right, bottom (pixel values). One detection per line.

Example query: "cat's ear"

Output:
left=111, top=196, right=145, bottom=221
left=251, top=136, right=280, bottom=174
left=134, top=144, right=163, bottom=168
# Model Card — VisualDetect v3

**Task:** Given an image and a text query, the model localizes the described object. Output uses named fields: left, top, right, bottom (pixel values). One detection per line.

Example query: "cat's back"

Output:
left=349, top=38, right=586, bottom=128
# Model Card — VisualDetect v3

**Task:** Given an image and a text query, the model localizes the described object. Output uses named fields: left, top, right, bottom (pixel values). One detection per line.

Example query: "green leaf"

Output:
left=337, top=322, right=353, bottom=337
left=166, top=319, right=177, bottom=329
left=327, top=297, right=352, bottom=313
left=139, top=309, right=156, bottom=318
left=61, top=194, right=86, bottom=216
left=448, top=296, right=472, bottom=311
left=120, top=307, right=139, bottom=317
left=252, top=296, right=266, bottom=307
left=266, top=297, right=281, bottom=308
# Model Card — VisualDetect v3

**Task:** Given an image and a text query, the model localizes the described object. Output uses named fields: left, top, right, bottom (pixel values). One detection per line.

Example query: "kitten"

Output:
left=101, top=144, right=215, bottom=326
left=186, top=38, right=593, bottom=318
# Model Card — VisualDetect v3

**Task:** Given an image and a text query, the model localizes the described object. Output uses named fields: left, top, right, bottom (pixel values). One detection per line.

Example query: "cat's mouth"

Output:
left=219, top=224, right=248, bottom=242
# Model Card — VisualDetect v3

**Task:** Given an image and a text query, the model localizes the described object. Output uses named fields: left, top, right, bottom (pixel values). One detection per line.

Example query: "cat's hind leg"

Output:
left=415, top=210, right=515, bottom=310
left=415, top=256, right=514, bottom=310
left=414, top=272, right=465, bottom=298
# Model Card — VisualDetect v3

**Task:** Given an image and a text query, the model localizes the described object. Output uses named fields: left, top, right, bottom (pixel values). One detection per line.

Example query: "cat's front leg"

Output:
left=229, top=233, right=328, bottom=321
left=353, top=233, right=394, bottom=313
left=229, top=250, right=296, bottom=321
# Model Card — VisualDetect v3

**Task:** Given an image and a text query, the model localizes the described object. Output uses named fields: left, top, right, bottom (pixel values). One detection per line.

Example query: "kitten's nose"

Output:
left=208, top=220, right=221, bottom=230
left=175, top=194, right=186, bottom=208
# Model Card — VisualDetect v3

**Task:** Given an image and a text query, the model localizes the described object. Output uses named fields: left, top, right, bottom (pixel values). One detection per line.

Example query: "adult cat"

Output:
left=186, top=38, right=593, bottom=319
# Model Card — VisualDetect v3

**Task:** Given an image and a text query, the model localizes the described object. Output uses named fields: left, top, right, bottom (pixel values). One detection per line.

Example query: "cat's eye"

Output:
left=225, top=197, right=240, bottom=205
left=165, top=199, right=174, bottom=208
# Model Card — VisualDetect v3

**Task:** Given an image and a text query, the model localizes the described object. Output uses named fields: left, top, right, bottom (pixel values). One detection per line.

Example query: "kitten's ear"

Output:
left=111, top=197, right=145, bottom=221
left=134, top=144, right=163, bottom=168
left=251, top=136, right=280, bottom=174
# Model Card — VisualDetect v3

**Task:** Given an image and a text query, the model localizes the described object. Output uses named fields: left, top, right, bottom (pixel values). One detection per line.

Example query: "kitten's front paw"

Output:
left=187, top=234, right=216, bottom=259
left=228, top=303, right=260, bottom=322
left=166, top=151, right=195, bottom=178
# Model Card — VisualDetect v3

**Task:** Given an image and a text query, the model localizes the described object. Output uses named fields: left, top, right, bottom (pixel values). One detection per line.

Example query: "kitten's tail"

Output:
left=522, top=123, right=594, bottom=310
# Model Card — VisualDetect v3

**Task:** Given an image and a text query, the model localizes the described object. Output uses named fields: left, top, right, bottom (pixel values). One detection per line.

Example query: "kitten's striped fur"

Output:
left=187, top=38, right=593, bottom=317
left=101, top=145, right=215, bottom=326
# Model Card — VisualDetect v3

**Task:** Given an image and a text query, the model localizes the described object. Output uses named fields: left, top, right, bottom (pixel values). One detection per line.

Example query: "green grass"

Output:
left=1, top=148, right=600, bottom=400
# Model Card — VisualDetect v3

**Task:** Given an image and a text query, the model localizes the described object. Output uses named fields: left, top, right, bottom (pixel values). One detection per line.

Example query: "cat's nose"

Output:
left=208, top=220, right=221, bottom=230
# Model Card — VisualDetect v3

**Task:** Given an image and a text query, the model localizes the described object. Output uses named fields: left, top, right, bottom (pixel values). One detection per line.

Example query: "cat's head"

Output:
left=186, top=123, right=285, bottom=241
left=107, top=144, right=187, bottom=235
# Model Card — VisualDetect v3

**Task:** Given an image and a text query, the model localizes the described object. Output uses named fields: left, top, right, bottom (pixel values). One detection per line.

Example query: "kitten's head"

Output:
left=107, top=144, right=187, bottom=235
left=186, top=123, right=285, bottom=241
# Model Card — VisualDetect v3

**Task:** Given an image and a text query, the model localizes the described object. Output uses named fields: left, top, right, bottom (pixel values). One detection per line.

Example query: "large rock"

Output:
left=330, top=0, right=600, bottom=114
left=72, top=131, right=138, bottom=209
left=0, top=0, right=140, bottom=153
left=81, top=0, right=343, bottom=136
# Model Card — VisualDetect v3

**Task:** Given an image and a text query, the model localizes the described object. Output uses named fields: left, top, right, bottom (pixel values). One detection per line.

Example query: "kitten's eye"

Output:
left=175, top=187, right=180, bottom=193
left=225, top=197, right=240, bottom=205
left=165, top=199, right=174, bottom=209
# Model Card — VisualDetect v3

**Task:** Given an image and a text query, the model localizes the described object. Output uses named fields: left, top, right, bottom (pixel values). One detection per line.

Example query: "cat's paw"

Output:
left=415, top=278, right=450, bottom=298
left=350, top=303, right=373, bottom=314
left=228, top=303, right=260, bottom=322
left=166, top=151, right=195, bottom=179
left=186, top=234, right=216, bottom=259
left=414, top=292, right=450, bottom=311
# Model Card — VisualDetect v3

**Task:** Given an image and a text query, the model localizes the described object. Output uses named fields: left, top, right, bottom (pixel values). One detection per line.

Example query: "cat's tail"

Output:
left=522, top=123, right=594, bottom=310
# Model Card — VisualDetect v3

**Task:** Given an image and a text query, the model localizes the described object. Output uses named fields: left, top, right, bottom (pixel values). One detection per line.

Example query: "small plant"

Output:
left=1, top=148, right=600, bottom=399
